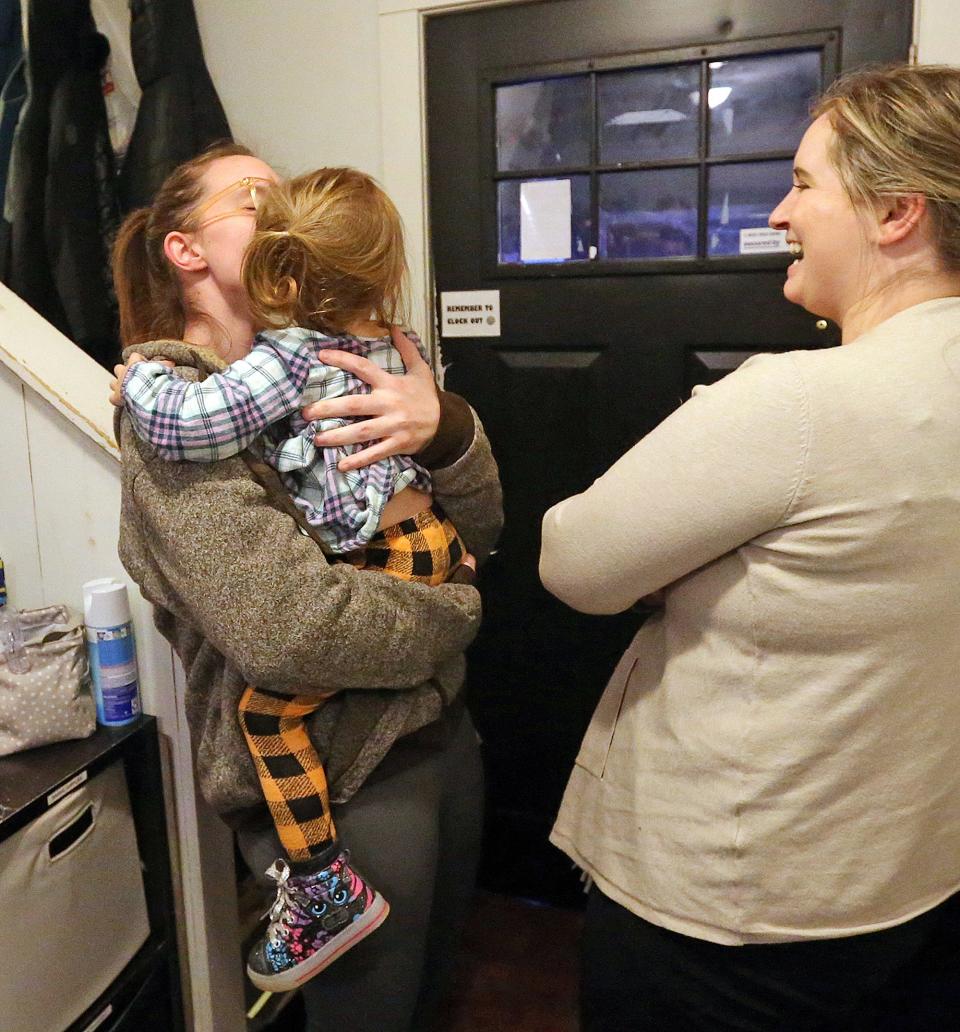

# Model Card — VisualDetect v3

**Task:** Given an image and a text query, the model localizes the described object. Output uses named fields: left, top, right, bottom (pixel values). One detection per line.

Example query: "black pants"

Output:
left=581, top=886, right=960, bottom=1032
left=238, top=703, right=484, bottom=1032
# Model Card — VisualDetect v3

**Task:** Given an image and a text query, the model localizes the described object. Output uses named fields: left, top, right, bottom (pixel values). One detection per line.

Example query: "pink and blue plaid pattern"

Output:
left=122, top=327, right=432, bottom=554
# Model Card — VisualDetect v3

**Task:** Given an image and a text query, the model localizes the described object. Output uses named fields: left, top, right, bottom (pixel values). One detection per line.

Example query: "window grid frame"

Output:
left=481, top=29, right=839, bottom=277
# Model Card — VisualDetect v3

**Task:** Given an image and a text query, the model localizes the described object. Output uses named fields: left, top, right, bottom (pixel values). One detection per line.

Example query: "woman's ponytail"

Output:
left=110, top=141, right=255, bottom=347
left=112, top=207, right=184, bottom=347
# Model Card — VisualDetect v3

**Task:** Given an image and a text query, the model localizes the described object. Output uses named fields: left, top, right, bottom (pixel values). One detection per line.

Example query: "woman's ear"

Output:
left=877, top=193, right=927, bottom=247
left=163, top=230, right=208, bottom=273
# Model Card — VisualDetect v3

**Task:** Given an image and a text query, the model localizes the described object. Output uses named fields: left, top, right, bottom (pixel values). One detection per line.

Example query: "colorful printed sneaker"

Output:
left=246, top=850, right=390, bottom=992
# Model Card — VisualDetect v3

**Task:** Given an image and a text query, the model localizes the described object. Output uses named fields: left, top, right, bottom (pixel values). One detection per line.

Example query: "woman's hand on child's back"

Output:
left=305, top=326, right=441, bottom=471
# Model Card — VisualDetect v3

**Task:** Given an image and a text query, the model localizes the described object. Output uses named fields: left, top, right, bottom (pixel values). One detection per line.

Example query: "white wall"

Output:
left=195, top=0, right=384, bottom=179
left=915, top=0, right=960, bottom=64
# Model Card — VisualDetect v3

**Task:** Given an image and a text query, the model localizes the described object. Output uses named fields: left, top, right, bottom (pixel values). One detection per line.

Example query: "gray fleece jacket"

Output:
left=115, top=340, right=503, bottom=824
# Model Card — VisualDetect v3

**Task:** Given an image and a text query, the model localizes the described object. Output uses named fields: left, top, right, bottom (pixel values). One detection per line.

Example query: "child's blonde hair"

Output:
left=243, top=167, right=408, bottom=333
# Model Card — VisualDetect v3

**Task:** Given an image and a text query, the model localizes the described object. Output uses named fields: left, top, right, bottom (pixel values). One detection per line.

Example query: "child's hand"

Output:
left=108, top=353, right=173, bottom=407
left=448, top=553, right=477, bottom=585
left=109, top=353, right=146, bottom=407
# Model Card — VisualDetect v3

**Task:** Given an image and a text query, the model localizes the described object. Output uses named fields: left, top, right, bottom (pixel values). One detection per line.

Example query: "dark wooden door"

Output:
left=426, top=0, right=912, bottom=905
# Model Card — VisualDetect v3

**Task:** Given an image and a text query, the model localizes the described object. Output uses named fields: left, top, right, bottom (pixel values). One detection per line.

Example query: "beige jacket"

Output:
left=117, top=340, right=503, bottom=822
left=542, top=298, right=960, bottom=944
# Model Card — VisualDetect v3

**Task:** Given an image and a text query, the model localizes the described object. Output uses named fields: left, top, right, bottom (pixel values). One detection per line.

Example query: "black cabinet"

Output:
left=0, top=716, right=184, bottom=1032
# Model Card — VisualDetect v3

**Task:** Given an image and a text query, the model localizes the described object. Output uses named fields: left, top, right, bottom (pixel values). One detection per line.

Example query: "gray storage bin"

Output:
left=0, top=761, right=150, bottom=1032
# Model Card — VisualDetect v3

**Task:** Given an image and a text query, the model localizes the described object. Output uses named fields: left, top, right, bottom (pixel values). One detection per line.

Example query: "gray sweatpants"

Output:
left=236, top=702, right=484, bottom=1032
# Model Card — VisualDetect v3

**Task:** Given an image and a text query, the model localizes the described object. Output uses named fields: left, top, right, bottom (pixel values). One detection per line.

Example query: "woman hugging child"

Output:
left=116, top=167, right=473, bottom=992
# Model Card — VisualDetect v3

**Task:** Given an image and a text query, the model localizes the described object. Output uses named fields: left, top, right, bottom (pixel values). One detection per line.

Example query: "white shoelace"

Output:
left=263, top=858, right=296, bottom=945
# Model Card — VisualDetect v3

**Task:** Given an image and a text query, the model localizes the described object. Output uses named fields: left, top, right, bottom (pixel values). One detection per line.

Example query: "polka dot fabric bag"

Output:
left=0, top=605, right=95, bottom=756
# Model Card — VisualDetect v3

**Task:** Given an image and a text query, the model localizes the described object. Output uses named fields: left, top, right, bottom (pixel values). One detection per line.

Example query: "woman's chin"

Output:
left=782, top=275, right=803, bottom=307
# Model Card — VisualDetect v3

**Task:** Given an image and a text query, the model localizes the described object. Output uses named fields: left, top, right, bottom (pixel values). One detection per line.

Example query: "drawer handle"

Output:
left=48, top=803, right=95, bottom=861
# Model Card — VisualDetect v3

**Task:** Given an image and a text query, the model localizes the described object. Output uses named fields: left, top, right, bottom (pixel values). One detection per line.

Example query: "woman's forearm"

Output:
left=429, top=409, right=504, bottom=562
left=540, top=352, right=810, bottom=614
left=123, top=424, right=483, bottom=693
left=415, top=391, right=475, bottom=468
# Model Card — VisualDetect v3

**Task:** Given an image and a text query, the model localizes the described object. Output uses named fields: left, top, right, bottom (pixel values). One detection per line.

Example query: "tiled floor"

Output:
left=438, top=892, right=583, bottom=1032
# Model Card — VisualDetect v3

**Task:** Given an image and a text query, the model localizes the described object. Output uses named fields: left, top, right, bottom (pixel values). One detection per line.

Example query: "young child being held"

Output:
left=117, top=167, right=472, bottom=992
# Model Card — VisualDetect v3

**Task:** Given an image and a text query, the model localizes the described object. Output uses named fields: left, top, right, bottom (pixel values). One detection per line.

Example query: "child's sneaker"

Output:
left=246, top=850, right=389, bottom=992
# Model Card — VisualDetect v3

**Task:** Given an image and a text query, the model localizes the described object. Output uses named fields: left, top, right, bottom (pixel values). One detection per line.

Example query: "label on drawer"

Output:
left=47, top=769, right=88, bottom=806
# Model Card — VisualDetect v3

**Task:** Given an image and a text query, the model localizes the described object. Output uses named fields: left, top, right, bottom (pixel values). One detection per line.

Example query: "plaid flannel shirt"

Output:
left=121, top=326, right=433, bottom=554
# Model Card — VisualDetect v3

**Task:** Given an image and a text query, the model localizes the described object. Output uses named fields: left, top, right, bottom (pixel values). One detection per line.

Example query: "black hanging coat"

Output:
left=118, top=0, right=231, bottom=211
left=2, top=0, right=119, bottom=368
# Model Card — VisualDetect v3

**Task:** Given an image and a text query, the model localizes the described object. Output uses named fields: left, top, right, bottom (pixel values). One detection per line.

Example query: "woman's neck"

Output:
left=345, top=318, right=389, bottom=337
left=182, top=291, right=257, bottom=363
left=841, top=271, right=960, bottom=344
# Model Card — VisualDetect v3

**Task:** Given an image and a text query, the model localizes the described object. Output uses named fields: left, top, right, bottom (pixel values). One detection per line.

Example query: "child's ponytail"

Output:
left=243, top=168, right=409, bottom=336
left=244, top=229, right=318, bottom=330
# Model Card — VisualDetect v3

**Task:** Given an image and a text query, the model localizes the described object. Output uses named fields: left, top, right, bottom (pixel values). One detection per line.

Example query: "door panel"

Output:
left=426, top=0, right=912, bottom=905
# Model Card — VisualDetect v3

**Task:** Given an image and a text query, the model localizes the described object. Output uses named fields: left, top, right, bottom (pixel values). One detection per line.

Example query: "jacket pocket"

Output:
left=574, top=649, right=638, bottom=779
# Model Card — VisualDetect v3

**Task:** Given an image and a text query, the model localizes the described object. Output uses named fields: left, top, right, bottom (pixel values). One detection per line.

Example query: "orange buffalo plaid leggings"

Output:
left=238, top=504, right=466, bottom=863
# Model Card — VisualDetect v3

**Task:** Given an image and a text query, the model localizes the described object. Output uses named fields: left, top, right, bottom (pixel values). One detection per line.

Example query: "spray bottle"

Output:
left=82, top=579, right=141, bottom=726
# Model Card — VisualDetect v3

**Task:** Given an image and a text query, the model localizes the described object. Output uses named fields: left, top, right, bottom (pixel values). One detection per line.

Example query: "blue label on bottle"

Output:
left=87, top=623, right=141, bottom=725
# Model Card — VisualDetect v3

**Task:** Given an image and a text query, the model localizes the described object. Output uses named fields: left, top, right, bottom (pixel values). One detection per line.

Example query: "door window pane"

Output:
left=498, top=176, right=591, bottom=264
left=707, top=160, right=793, bottom=256
left=599, top=168, right=698, bottom=260
left=496, top=76, right=591, bottom=172
left=708, top=50, right=820, bottom=157
left=598, top=64, right=700, bottom=164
